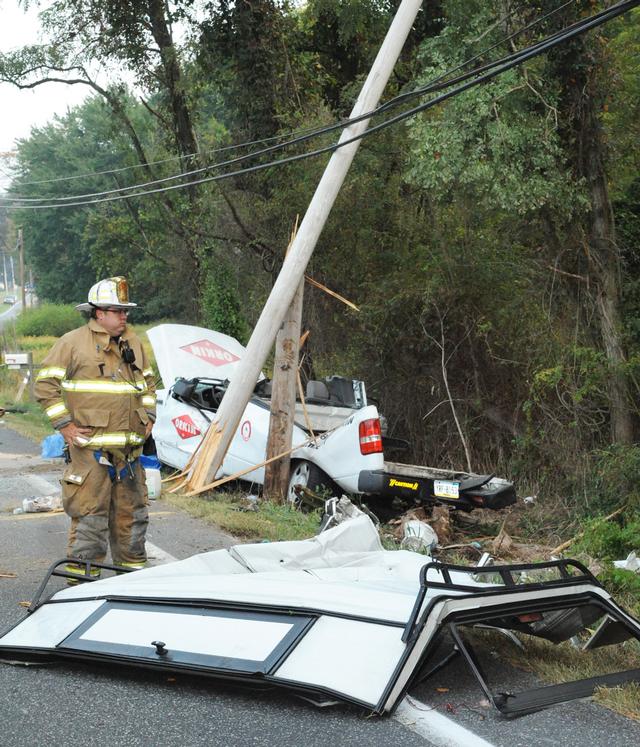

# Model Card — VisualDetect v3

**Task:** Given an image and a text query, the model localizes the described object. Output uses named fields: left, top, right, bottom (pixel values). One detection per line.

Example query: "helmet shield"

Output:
left=75, top=276, right=138, bottom=312
left=115, top=277, right=129, bottom=304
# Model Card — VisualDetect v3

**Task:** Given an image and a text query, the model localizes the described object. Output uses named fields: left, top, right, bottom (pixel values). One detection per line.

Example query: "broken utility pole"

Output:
left=184, top=0, right=424, bottom=494
left=263, top=277, right=305, bottom=504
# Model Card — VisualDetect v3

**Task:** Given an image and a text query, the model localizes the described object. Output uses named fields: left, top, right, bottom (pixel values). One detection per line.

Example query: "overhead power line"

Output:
left=6, top=0, right=578, bottom=192
left=1, top=0, right=594, bottom=205
left=10, top=123, right=328, bottom=188
left=2, top=0, right=637, bottom=210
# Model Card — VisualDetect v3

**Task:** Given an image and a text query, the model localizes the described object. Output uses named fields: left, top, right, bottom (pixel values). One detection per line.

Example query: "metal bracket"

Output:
left=448, top=619, right=640, bottom=717
left=29, top=557, right=136, bottom=612
left=403, top=558, right=597, bottom=644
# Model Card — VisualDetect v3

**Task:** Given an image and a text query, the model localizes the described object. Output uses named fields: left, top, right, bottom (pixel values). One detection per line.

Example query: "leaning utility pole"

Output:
left=186, top=0, right=424, bottom=493
left=18, top=229, right=26, bottom=310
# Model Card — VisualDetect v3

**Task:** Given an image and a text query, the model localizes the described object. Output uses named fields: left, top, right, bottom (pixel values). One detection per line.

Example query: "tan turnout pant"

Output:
left=61, top=443, right=149, bottom=568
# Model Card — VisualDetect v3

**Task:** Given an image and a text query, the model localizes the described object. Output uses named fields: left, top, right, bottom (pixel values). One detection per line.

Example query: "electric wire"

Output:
left=10, top=122, right=331, bottom=187
left=3, top=0, right=636, bottom=210
left=2, top=0, right=590, bottom=205
left=2, top=0, right=583, bottom=202
left=374, top=0, right=579, bottom=115
left=3, top=0, right=579, bottom=192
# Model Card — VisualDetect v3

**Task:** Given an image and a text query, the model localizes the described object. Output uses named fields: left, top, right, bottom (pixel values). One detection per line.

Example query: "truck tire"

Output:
left=287, top=460, right=334, bottom=504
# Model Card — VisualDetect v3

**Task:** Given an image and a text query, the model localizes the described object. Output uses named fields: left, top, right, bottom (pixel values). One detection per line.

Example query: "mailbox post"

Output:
left=3, top=352, right=34, bottom=401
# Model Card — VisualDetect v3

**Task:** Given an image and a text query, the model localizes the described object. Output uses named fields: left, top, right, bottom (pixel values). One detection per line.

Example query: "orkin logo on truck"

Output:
left=172, top=414, right=201, bottom=440
left=180, top=339, right=240, bottom=367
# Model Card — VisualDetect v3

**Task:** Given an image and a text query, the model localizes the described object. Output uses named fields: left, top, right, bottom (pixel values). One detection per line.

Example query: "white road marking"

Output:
left=22, top=474, right=60, bottom=495
left=394, top=695, right=496, bottom=747
left=145, top=540, right=178, bottom=565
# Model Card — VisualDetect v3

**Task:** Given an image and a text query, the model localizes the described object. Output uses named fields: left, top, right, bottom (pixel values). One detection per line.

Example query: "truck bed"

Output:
left=357, top=461, right=516, bottom=510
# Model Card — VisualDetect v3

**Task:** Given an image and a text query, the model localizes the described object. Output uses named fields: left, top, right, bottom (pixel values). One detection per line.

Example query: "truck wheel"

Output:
left=287, top=461, right=333, bottom=504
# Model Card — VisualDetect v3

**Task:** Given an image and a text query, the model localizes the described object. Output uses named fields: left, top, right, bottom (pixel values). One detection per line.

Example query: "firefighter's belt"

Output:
left=93, top=450, right=139, bottom=481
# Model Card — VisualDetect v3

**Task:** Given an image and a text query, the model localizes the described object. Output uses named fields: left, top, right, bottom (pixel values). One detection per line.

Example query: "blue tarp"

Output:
left=41, top=432, right=65, bottom=459
left=140, top=454, right=161, bottom=470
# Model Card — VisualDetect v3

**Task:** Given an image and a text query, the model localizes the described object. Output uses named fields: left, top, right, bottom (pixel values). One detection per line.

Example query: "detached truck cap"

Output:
left=75, top=276, right=138, bottom=312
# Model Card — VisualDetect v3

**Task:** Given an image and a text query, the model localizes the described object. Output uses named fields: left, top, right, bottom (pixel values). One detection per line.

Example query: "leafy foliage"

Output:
left=15, top=304, right=85, bottom=337
left=3, top=0, right=640, bottom=530
left=200, top=258, right=249, bottom=343
left=574, top=518, right=640, bottom=560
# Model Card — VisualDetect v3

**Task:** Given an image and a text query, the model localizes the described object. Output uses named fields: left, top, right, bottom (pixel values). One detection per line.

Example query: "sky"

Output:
left=0, top=1, right=90, bottom=188
left=0, top=1, right=196, bottom=192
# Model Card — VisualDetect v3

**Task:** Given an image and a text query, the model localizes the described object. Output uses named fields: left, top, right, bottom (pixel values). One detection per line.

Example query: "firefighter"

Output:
left=34, top=277, right=156, bottom=581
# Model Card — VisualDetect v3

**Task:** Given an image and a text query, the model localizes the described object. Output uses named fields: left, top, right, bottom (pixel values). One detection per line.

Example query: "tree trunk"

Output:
left=582, top=74, right=634, bottom=444
left=587, top=133, right=634, bottom=444
left=147, top=0, right=199, bottom=169
left=555, top=30, right=634, bottom=444
left=147, top=0, right=203, bottom=318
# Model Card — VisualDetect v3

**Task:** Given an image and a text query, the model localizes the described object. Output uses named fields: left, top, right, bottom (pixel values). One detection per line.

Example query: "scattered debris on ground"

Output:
left=614, top=552, right=640, bottom=573
left=13, top=494, right=63, bottom=515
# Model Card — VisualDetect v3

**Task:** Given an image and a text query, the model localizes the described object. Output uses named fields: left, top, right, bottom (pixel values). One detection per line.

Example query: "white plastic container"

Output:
left=145, top=467, right=162, bottom=500
left=400, top=520, right=438, bottom=553
left=21, top=495, right=63, bottom=513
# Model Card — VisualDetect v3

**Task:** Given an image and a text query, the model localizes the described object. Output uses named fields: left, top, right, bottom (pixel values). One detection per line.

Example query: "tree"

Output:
left=1, top=0, right=206, bottom=315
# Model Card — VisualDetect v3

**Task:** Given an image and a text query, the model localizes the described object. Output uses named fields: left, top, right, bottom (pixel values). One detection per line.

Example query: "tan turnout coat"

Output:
left=35, top=319, right=156, bottom=450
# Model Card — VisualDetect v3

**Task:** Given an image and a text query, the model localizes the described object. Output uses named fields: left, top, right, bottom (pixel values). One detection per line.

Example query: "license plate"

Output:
left=434, top=480, right=459, bottom=499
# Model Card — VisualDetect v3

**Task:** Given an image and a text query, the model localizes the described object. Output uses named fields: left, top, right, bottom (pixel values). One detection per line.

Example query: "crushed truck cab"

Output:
left=148, top=324, right=384, bottom=498
left=148, top=324, right=515, bottom=510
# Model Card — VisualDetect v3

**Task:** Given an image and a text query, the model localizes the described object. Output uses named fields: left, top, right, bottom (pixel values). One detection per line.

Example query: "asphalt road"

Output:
left=0, top=424, right=430, bottom=747
left=0, top=422, right=639, bottom=746
left=0, top=297, right=23, bottom=331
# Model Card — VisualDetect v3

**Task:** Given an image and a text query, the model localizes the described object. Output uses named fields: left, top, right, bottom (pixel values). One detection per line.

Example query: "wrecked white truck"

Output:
left=1, top=511, right=639, bottom=717
left=148, top=324, right=516, bottom=511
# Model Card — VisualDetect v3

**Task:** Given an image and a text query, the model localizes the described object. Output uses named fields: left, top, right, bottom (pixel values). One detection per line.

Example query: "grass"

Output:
left=164, top=490, right=323, bottom=541
left=594, top=682, right=640, bottom=720
left=467, top=621, right=640, bottom=721
left=3, top=404, right=53, bottom=442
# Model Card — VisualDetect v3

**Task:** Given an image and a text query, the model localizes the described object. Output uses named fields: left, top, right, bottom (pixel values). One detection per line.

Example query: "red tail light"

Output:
left=359, top=418, right=383, bottom=455
left=517, top=613, right=543, bottom=623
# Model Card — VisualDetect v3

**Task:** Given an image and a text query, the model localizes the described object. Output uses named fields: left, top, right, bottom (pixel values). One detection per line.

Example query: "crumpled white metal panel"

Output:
left=0, top=600, right=105, bottom=649
left=274, top=616, right=406, bottom=705
left=229, top=514, right=384, bottom=571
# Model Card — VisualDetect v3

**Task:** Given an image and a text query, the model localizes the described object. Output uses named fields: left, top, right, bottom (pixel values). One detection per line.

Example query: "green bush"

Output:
left=596, top=564, right=640, bottom=617
left=200, top=262, right=249, bottom=343
left=574, top=516, right=640, bottom=560
left=15, top=304, right=84, bottom=337
left=583, top=444, right=640, bottom=516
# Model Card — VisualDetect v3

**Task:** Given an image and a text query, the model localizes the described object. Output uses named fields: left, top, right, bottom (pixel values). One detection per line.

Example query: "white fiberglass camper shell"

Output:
left=1, top=514, right=639, bottom=716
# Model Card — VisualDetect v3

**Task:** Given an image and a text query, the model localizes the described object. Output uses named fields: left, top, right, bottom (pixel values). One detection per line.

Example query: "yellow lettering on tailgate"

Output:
left=389, top=478, right=419, bottom=490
